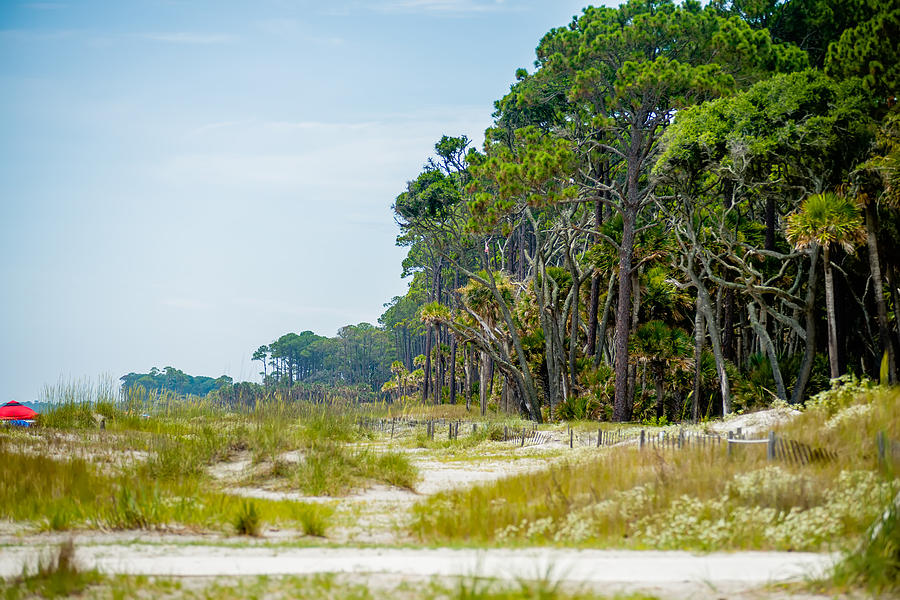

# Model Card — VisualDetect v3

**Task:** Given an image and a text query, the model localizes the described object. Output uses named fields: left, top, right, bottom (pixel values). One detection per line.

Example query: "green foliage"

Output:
left=804, top=373, right=878, bottom=416
left=234, top=500, right=262, bottom=536
left=825, top=3, right=900, bottom=107
left=291, top=502, right=334, bottom=537
left=120, top=366, right=232, bottom=397
left=787, top=191, right=867, bottom=252
left=555, top=395, right=603, bottom=422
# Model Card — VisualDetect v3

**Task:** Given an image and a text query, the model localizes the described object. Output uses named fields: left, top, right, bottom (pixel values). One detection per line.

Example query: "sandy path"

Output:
left=0, top=543, right=834, bottom=597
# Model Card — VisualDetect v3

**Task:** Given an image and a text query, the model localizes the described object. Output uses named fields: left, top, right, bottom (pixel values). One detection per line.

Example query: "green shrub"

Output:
left=234, top=499, right=262, bottom=536
left=292, top=502, right=333, bottom=537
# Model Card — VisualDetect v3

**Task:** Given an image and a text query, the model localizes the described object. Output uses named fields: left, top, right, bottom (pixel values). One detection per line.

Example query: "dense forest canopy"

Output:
left=379, top=0, right=900, bottom=422
left=132, top=0, right=899, bottom=422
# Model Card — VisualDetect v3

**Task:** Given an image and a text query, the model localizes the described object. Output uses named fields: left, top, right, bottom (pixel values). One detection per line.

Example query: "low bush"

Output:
left=234, top=499, right=262, bottom=536
left=7, top=540, right=101, bottom=599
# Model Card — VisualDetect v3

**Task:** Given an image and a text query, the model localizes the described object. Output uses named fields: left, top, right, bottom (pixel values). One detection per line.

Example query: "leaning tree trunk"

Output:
left=686, top=255, right=731, bottom=415
left=748, top=300, right=788, bottom=401
left=823, top=245, right=840, bottom=380
left=865, top=203, right=897, bottom=383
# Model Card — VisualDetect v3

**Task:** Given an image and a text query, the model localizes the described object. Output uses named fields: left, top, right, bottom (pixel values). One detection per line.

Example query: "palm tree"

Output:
left=787, top=192, right=866, bottom=380
left=630, top=320, right=693, bottom=421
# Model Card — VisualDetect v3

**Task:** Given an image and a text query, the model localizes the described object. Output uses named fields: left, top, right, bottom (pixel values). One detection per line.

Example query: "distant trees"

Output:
left=120, top=367, right=232, bottom=397
left=251, top=325, right=395, bottom=392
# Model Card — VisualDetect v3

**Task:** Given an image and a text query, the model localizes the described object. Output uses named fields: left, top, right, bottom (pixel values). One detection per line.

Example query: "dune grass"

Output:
left=411, top=385, right=900, bottom=552
left=0, top=440, right=316, bottom=532
left=2, top=384, right=417, bottom=533
left=1, top=568, right=660, bottom=600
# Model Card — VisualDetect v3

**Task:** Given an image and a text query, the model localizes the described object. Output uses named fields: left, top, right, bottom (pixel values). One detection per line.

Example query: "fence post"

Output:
left=767, top=431, right=775, bottom=461
left=877, top=431, right=887, bottom=467
left=640, top=429, right=645, bottom=449
left=727, top=431, right=733, bottom=458
left=570, top=428, right=574, bottom=449
left=597, top=425, right=602, bottom=448
left=522, top=427, right=526, bottom=447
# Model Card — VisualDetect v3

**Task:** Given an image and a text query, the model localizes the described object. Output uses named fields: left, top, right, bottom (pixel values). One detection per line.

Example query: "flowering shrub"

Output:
left=636, top=469, right=894, bottom=551
left=805, top=374, right=877, bottom=417
left=494, top=468, right=895, bottom=552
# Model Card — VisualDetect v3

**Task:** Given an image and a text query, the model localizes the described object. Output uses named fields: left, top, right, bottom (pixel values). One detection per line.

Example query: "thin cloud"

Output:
left=254, top=19, right=343, bottom=45
left=376, top=0, right=514, bottom=13
left=139, top=32, right=237, bottom=44
left=0, top=28, right=78, bottom=41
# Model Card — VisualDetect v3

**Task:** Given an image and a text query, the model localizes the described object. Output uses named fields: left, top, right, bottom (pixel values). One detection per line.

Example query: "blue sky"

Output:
left=0, top=0, right=597, bottom=401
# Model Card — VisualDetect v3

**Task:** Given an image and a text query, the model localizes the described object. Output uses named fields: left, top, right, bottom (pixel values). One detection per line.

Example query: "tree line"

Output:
left=386, top=0, right=899, bottom=423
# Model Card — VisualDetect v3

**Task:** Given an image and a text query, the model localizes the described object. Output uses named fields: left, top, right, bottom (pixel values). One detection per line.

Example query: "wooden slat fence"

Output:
left=357, top=417, right=895, bottom=466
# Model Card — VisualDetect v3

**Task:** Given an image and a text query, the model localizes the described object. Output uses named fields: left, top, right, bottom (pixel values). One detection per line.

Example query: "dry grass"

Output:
left=411, top=385, right=900, bottom=552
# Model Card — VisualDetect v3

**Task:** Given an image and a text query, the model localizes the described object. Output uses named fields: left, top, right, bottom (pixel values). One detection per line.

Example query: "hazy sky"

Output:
left=1, top=0, right=596, bottom=401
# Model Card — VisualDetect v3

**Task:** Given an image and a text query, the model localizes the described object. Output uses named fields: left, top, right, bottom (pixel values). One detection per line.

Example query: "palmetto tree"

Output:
left=787, top=192, right=866, bottom=379
left=630, top=320, right=693, bottom=421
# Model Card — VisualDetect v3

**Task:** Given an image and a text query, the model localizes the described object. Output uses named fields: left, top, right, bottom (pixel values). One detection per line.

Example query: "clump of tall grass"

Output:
left=234, top=499, right=262, bottom=536
left=37, top=376, right=122, bottom=429
left=292, top=502, right=334, bottom=537
left=300, top=409, right=359, bottom=443
left=296, top=440, right=417, bottom=496
left=6, top=539, right=101, bottom=599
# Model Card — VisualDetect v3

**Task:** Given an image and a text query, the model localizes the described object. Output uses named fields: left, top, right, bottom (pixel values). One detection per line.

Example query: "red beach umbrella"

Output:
left=0, top=401, right=37, bottom=420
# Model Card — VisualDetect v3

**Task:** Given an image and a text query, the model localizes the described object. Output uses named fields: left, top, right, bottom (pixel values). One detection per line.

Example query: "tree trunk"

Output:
left=587, top=272, right=601, bottom=356
left=595, top=273, right=616, bottom=366
left=587, top=198, right=604, bottom=356
left=613, top=209, right=637, bottom=422
left=692, top=300, right=704, bottom=423
left=765, top=197, right=776, bottom=251
left=449, top=337, right=457, bottom=406
left=792, top=245, right=819, bottom=404
left=722, top=289, right=735, bottom=361
left=568, top=266, right=580, bottom=395
left=464, top=343, right=472, bottom=412
left=479, top=350, right=489, bottom=417
left=824, top=245, right=840, bottom=379
left=865, top=203, right=897, bottom=383
left=688, top=257, right=731, bottom=414
left=437, top=333, right=445, bottom=405
left=748, top=301, right=788, bottom=401
left=423, top=326, right=432, bottom=403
